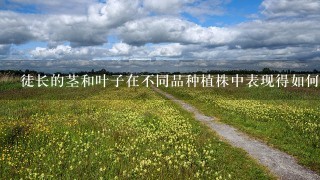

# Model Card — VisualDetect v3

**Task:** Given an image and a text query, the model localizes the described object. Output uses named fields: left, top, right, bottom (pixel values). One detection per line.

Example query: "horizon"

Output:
left=1, top=60, right=320, bottom=73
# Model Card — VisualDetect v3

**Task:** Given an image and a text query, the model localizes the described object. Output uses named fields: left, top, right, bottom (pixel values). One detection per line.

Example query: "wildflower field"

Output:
left=0, top=80, right=274, bottom=179
left=160, top=83, right=320, bottom=174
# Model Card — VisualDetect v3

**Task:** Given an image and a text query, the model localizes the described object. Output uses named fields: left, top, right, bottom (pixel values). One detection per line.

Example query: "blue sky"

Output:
left=0, top=0, right=320, bottom=64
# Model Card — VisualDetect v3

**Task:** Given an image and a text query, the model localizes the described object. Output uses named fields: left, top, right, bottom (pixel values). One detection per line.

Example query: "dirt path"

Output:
left=152, top=86, right=320, bottom=180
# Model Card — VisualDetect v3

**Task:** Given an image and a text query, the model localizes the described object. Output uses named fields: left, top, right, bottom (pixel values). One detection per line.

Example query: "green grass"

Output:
left=160, top=84, right=320, bottom=174
left=0, top=81, right=274, bottom=179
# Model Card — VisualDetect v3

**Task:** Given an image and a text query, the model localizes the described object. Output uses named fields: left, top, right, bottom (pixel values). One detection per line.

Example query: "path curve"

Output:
left=152, top=86, right=320, bottom=180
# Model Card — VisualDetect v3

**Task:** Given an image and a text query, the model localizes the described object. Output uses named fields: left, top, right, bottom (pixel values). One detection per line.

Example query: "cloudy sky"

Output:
left=0, top=0, right=320, bottom=62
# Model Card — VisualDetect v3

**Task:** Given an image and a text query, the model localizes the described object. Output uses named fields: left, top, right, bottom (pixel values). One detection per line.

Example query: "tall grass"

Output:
left=0, top=74, right=20, bottom=83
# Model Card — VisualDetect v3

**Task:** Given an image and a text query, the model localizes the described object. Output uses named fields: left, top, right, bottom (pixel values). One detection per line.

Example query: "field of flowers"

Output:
left=161, top=85, right=320, bottom=174
left=0, top=83, right=273, bottom=179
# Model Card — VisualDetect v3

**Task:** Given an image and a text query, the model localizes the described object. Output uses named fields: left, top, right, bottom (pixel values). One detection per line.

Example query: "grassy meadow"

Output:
left=0, top=77, right=275, bottom=179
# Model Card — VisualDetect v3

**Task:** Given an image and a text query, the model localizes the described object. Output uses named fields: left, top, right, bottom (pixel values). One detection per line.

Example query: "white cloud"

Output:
left=118, top=17, right=237, bottom=46
left=0, top=0, right=149, bottom=47
left=0, top=12, right=35, bottom=44
left=261, top=0, right=320, bottom=18
left=191, top=45, right=320, bottom=60
left=88, top=0, right=145, bottom=27
left=232, top=19, right=320, bottom=49
left=30, top=45, right=92, bottom=60
left=27, top=42, right=320, bottom=61
left=149, top=43, right=184, bottom=57
left=0, top=11, right=107, bottom=46
left=1, top=0, right=320, bottom=61
left=110, top=43, right=135, bottom=55
left=42, top=15, right=109, bottom=47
